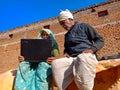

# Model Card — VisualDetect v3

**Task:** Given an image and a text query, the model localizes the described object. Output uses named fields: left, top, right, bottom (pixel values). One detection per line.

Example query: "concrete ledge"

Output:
left=68, top=59, right=120, bottom=90
left=96, top=59, right=120, bottom=73
left=0, top=59, right=120, bottom=90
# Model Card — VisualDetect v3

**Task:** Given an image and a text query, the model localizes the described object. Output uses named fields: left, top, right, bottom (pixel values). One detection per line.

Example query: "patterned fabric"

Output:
left=14, top=29, right=59, bottom=90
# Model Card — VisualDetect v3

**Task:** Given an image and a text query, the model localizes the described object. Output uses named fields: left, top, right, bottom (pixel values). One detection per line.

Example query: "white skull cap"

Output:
left=58, top=9, right=73, bottom=21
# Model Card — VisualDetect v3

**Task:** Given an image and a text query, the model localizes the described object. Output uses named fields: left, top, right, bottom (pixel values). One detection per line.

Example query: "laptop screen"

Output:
left=21, top=39, right=52, bottom=63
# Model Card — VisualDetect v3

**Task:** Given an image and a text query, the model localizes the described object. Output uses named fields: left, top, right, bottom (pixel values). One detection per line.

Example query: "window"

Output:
left=91, top=8, right=96, bottom=12
left=44, top=25, right=50, bottom=29
left=98, top=10, right=108, bottom=17
left=9, top=34, right=13, bottom=38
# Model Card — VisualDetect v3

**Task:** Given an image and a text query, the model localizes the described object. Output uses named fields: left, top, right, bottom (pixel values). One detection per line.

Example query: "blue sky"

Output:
left=0, top=0, right=107, bottom=32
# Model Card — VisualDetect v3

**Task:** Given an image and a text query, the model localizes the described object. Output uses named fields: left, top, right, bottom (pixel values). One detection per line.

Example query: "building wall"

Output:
left=74, top=1, right=120, bottom=25
left=0, top=0, right=120, bottom=74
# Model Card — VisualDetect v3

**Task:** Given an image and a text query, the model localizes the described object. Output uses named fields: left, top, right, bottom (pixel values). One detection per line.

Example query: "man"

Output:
left=50, top=9, right=104, bottom=90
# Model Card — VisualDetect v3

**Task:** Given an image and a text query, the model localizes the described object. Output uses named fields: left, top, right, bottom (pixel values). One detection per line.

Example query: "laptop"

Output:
left=21, top=39, right=52, bottom=63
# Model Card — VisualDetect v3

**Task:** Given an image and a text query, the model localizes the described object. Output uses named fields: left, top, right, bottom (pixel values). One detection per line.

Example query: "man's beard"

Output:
left=63, top=24, right=71, bottom=31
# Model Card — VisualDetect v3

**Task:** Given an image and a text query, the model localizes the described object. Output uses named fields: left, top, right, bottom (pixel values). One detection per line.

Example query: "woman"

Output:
left=14, top=28, right=59, bottom=90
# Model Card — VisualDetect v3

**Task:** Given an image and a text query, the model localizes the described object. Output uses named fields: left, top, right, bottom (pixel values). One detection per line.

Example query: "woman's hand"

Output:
left=18, top=56, right=25, bottom=62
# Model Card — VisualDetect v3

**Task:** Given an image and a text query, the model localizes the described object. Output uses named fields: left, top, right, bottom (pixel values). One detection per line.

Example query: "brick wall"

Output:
left=0, top=0, right=120, bottom=73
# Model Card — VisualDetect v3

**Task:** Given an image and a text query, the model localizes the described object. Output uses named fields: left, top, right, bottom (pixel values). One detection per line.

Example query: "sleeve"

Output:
left=63, top=36, right=69, bottom=55
left=52, top=49, right=59, bottom=57
left=85, top=23, right=104, bottom=53
left=52, top=43, right=60, bottom=57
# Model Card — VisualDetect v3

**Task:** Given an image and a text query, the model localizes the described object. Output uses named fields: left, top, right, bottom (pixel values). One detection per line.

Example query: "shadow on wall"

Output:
left=94, top=65, right=120, bottom=90
left=67, top=65, right=120, bottom=90
left=11, top=70, right=16, bottom=90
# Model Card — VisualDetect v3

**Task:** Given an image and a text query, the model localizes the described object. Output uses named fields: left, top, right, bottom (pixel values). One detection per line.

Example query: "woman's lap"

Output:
left=14, top=61, right=52, bottom=90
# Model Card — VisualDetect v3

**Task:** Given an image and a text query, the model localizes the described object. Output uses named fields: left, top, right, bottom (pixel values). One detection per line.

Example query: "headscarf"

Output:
left=39, top=28, right=59, bottom=57
left=58, top=9, right=74, bottom=21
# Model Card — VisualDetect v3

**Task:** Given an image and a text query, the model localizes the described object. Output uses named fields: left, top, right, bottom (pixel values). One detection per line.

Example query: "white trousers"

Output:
left=51, top=53, right=98, bottom=90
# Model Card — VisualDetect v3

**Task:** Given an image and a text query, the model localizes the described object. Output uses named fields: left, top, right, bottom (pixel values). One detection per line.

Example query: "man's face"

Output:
left=59, top=19, right=73, bottom=31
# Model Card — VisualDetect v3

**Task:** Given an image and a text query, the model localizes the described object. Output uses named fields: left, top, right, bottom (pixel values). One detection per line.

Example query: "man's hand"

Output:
left=64, top=53, right=70, bottom=58
left=82, top=49, right=94, bottom=54
left=47, top=57, right=56, bottom=64
left=18, top=56, right=25, bottom=62
left=47, top=54, right=71, bottom=64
